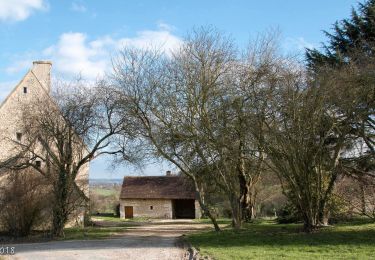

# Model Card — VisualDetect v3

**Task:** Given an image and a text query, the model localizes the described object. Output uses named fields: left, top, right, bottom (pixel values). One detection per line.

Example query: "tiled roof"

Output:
left=120, top=176, right=196, bottom=199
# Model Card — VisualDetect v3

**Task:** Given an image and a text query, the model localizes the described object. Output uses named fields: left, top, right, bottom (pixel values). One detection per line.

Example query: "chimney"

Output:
left=166, top=171, right=172, bottom=176
left=31, top=61, right=52, bottom=93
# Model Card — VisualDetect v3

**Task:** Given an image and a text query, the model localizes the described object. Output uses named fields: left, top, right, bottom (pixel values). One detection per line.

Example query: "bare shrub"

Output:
left=0, top=168, right=51, bottom=237
left=335, top=175, right=375, bottom=220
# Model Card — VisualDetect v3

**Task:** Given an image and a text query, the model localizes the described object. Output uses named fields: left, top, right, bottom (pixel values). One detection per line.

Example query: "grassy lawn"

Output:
left=61, top=226, right=127, bottom=240
left=187, top=219, right=375, bottom=259
left=194, top=218, right=232, bottom=225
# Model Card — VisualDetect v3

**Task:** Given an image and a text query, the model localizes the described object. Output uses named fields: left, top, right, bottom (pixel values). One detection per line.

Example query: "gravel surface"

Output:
left=4, top=220, right=212, bottom=260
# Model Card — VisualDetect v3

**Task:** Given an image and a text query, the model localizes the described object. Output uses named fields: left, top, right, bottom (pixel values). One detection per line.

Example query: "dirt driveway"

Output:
left=4, top=220, right=214, bottom=260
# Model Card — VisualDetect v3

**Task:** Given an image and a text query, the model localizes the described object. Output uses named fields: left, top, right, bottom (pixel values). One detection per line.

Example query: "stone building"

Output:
left=0, top=61, right=89, bottom=224
left=0, top=61, right=53, bottom=161
left=119, top=174, right=201, bottom=219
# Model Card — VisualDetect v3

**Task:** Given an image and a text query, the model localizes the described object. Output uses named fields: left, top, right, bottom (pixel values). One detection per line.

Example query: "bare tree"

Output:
left=111, top=29, right=236, bottom=231
left=1, top=79, right=131, bottom=237
left=112, top=27, right=288, bottom=229
left=311, top=49, right=375, bottom=222
left=231, top=30, right=285, bottom=221
left=261, top=66, right=355, bottom=231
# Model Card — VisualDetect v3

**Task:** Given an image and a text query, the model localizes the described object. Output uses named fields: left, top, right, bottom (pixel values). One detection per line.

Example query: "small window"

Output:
left=16, top=132, right=22, bottom=141
left=23, top=87, right=27, bottom=94
left=150, top=206, right=153, bottom=210
left=35, top=160, right=41, bottom=168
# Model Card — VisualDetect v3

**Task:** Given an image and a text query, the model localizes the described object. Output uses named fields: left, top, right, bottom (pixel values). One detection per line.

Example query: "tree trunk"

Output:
left=321, top=210, right=330, bottom=226
left=241, top=185, right=257, bottom=222
left=52, top=204, right=68, bottom=237
left=237, top=144, right=252, bottom=223
left=239, top=173, right=251, bottom=222
left=230, top=193, right=242, bottom=229
left=360, top=182, right=366, bottom=215
left=303, top=213, right=318, bottom=233
left=249, top=201, right=256, bottom=220
left=192, top=178, right=221, bottom=232
left=52, top=171, right=69, bottom=237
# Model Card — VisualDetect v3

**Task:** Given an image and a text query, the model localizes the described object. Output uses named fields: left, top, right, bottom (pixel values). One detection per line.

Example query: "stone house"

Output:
left=0, top=61, right=53, bottom=162
left=0, top=61, right=89, bottom=224
left=119, top=174, right=201, bottom=219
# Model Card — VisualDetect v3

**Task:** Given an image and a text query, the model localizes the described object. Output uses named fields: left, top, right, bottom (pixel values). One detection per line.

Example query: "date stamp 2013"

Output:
left=0, top=246, right=15, bottom=255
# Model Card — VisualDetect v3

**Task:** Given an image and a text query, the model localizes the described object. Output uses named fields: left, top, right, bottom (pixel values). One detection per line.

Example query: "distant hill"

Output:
left=90, top=179, right=123, bottom=185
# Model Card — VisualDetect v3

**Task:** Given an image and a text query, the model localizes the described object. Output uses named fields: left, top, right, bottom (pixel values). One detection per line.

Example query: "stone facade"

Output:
left=119, top=176, right=202, bottom=219
left=0, top=61, right=89, bottom=225
left=120, top=198, right=201, bottom=219
left=0, top=61, right=52, bottom=161
left=120, top=199, right=173, bottom=219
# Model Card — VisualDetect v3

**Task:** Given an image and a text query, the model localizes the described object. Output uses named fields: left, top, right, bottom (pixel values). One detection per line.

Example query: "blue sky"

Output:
left=0, top=0, right=359, bottom=179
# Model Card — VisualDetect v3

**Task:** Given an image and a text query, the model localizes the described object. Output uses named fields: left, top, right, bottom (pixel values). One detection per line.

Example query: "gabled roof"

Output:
left=0, top=61, right=52, bottom=111
left=120, top=176, right=196, bottom=200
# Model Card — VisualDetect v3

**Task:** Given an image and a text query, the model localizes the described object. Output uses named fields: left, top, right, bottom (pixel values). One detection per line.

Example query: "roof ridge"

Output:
left=0, top=69, right=32, bottom=110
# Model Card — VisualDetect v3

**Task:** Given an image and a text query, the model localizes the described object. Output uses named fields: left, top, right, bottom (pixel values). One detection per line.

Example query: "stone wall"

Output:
left=0, top=61, right=89, bottom=186
left=120, top=199, right=202, bottom=219
left=0, top=61, right=89, bottom=227
left=120, top=199, right=173, bottom=219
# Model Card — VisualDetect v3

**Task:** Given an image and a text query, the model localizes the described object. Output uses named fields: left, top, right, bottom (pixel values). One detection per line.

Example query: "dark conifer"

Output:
left=306, top=0, right=375, bottom=69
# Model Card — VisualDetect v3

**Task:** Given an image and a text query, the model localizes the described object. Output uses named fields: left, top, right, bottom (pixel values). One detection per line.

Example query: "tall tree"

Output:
left=262, top=58, right=366, bottom=231
left=306, top=0, right=375, bottom=69
left=111, top=40, right=226, bottom=231
left=306, top=0, right=375, bottom=216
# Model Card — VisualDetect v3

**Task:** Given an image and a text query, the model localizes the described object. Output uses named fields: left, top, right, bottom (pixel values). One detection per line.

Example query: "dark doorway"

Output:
left=173, top=199, right=195, bottom=219
left=124, top=206, right=133, bottom=218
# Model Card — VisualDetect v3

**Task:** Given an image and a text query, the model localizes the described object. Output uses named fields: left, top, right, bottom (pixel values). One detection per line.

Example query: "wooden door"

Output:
left=125, top=206, right=133, bottom=218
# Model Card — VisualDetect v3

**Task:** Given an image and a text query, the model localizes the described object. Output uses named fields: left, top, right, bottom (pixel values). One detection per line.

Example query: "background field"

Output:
left=89, top=179, right=122, bottom=215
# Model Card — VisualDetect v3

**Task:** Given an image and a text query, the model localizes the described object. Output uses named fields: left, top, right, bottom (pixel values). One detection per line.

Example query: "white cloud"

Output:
left=43, top=32, right=108, bottom=80
left=118, top=29, right=182, bottom=54
left=71, top=2, right=86, bottom=13
left=284, top=37, right=315, bottom=53
left=0, top=0, right=47, bottom=22
left=157, top=21, right=176, bottom=32
left=5, top=25, right=183, bottom=80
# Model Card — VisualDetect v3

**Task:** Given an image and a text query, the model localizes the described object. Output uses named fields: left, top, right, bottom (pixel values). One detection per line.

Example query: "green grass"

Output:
left=194, top=218, right=232, bottom=225
left=187, top=219, right=375, bottom=259
left=61, top=226, right=127, bottom=240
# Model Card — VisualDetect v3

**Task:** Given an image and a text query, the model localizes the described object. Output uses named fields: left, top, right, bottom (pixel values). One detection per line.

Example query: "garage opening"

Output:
left=172, top=199, right=195, bottom=219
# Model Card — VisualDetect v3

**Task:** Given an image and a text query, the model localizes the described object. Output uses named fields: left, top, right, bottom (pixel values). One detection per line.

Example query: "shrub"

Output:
left=0, top=169, right=51, bottom=237
left=276, top=203, right=301, bottom=224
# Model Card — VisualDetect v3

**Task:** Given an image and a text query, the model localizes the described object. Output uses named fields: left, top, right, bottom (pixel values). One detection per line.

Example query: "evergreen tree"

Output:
left=306, top=0, right=375, bottom=69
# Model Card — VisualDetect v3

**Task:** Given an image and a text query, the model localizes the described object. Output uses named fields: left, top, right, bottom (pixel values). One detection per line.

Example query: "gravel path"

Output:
left=4, top=220, right=212, bottom=260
